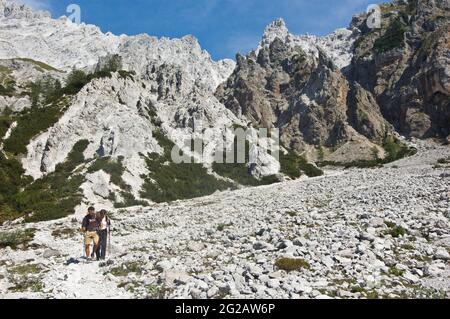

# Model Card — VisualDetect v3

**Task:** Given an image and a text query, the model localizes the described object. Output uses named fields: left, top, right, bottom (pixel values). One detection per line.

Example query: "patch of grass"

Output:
left=401, top=243, right=415, bottom=250
left=286, top=211, right=297, bottom=217
left=8, top=277, right=44, bottom=292
left=389, top=267, right=405, bottom=276
left=216, top=222, right=233, bottom=232
left=385, top=221, right=396, bottom=228
left=383, top=136, right=416, bottom=162
left=0, top=228, right=35, bottom=249
left=332, top=278, right=357, bottom=286
left=275, top=258, right=311, bottom=272
left=108, top=261, right=143, bottom=277
left=16, top=58, right=61, bottom=72
left=9, top=264, right=42, bottom=275
left=350, top=285, right=365, bottom=293
left=385, top=225, right=408, bottom=238
left=146, top=284, right=169, bottom=299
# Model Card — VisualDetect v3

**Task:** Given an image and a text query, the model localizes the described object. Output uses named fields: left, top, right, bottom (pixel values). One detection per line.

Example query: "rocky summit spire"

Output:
left=261, top=18, right=289, bottom=46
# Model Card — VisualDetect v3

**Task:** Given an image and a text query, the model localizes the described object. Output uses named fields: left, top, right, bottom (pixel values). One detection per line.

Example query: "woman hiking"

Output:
left=96, top=209, right=111, bottom=260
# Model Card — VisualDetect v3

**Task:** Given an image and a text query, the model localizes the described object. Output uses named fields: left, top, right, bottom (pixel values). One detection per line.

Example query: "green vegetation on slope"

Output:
left=15, top=58, right=62, bottom=73
left=0, top=110, right=14, bottom=139
left=373, top=19, right=406, bottom=53
left=87, top=155, right=147, bottom=208
left=279, top=150, right=324, bottom=179
left=0, top=140, right=89, bottom=224
left=212, top=137, right=280, bottom=186
left=319, top=136, right=417, bottom=168
left=15, top=140, right=89, bottom=222
left=3, top=100, right=68, bottom=155
left=141, top=129, right=234, bottom=203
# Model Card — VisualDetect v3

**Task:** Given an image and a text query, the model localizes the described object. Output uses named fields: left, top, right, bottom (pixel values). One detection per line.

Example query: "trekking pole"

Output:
left=81, top=232, right=85, bottom=258
left=108, top=226, right=111, bottom=258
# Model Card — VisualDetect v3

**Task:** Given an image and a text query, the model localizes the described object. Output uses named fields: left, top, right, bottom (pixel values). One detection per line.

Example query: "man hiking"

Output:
left=96, top=209, right=111, bottom=260
left=81, top=206, right=100, bottom=260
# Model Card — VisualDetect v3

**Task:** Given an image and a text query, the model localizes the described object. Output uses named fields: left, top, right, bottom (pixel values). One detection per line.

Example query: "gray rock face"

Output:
left=351, top=0, right=450, bottom=138
left=216, top=20, right=393, bottom=162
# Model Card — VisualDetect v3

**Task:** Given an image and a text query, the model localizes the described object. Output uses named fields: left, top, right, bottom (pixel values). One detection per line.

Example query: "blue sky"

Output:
left=19, top=0, right=385, bottom=60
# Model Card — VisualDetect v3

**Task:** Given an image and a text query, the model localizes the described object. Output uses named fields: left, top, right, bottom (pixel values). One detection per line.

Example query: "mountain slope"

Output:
left=0, top=140, right=449, bottom=299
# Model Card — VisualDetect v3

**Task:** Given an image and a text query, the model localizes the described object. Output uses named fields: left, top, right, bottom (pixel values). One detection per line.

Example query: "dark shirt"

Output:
left=82, top=214, right=100, bottom=232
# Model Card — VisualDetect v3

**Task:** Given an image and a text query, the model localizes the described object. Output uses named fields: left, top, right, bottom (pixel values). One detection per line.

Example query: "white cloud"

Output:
left=15, top=0, right=52, bottom=11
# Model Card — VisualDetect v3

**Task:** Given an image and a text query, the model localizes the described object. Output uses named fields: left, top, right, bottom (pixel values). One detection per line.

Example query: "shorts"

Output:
left=84, top=231, right=99, bottom=245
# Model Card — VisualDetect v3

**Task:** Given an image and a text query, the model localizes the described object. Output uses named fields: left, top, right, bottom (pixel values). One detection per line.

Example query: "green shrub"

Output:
left=63, top=70, right=89, bottom=95
left=0, top=84, right=15, bottom=97
left=118, top=70, right=136, bottom=81
left=279, top=150, right=324, bottom=178
left=383, top=136, right=417, bottom=162
left=0, top=228, right=35, bottom=249
left=275, top=258, right=311, bottom=272
left=0, top=112, right=13, bottom=140
left=374, top=19, right=406, bottom=53
left=88, top=155, right=149, bottom=208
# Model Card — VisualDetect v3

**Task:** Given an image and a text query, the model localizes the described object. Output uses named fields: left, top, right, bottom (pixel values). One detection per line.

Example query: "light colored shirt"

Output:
left=99, top=217, right=109, bottom=231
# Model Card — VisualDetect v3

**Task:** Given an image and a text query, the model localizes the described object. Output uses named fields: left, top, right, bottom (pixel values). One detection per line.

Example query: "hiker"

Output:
left=96, top=209, right=111, bottom=260
left=81, top=206, right=100, bottom=260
